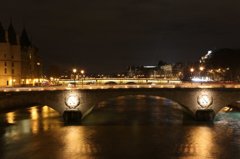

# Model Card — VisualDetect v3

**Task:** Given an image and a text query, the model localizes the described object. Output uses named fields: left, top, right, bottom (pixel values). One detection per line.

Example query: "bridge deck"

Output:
left=1, top=83, right=240, bottom=92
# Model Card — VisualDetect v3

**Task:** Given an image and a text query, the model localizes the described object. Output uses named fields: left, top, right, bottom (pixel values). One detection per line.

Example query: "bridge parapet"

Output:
left=1, top=82, right=240, bottom=92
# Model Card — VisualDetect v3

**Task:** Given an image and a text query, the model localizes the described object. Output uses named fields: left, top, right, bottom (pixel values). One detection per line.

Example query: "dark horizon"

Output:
left=1, top=0, right=240, bottom=73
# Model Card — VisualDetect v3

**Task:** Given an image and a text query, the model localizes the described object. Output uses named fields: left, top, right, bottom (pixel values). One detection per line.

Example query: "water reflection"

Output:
left=30, top=106, right=39, bottom=120
left=29, top=106, right=39, bottom=134
left=6, top=112, right=15, bottom=124
left=64, top=127, right=84, bottom=153
left=0, top=97, right=239, bottom=159
left=183, top=127, right=215, bottom=158
left=3, top=105, right=60, bottom=137
left=42, top=106, right=50, bottom=118
left=192, top=127, right=215, bottom=157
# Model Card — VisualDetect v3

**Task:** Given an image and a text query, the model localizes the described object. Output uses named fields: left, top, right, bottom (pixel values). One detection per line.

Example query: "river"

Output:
left=0, top=95, right=240, bottom=159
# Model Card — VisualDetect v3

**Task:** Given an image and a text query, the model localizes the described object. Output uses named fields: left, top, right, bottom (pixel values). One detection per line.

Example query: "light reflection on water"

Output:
left=176, top=126, right=215, bottom=158
left=0, top=97, right=239, bottom=159
left=6, top=112, right=15, bottom=124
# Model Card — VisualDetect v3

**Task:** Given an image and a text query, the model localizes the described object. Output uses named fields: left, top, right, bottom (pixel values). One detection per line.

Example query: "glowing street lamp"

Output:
left=199, top=66, right=205, bottom=80
left=189, top=67, right=195, bottom=81
left=73, top=68, right=77, bottom=74
left=199, top=66, right=204, bottom=71
left=80, top=70, right=84, bottom=75
left=190, top=68, right=194, bottom=73
left=80, top=70, right=85, bottom=87
left=72, top=68, right=77, bottom=86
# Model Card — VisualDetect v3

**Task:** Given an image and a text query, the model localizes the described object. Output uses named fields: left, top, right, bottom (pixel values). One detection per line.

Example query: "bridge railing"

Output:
left=2, top=82, right=240, bottom=92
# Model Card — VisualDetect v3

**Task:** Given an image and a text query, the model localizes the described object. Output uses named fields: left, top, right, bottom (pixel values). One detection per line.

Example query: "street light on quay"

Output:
left=190, top=68, right=195, bottom=73
left=199, top=66, right=204, bottom=75
left=199, top=66, right=204, bottom=71
left=190, top=67, right=195, bottom=80
left=80, top=70, right=85, bottom=87
left=199, top=66, right=205, bottom=80
left=80, top=70, right=84, bottom=75
left=72, top=68, right=77, bottom=86
left=73, top=68, right=77, bottom=74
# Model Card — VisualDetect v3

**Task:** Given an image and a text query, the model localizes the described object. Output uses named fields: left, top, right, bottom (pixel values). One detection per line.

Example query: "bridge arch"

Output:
left=0, top=91, right=68, bottom=116
left=93, top=95, right=191, bottom=112
left=76, top=89, right=198, bottom=120
left=76, top=88, right=240, bottom=122
left=82, top=95, right=193, bottom=124
left=125, top=82, right=137, bottom=85
left=104, top=81, right=118, bottom=85
left=214, top=100, right=240, bottom=115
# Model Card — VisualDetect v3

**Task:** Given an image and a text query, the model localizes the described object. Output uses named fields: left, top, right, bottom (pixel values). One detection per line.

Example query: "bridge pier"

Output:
left=195, top=109, right=215, bottom=122
left=63, top=110, right=82, bottom=123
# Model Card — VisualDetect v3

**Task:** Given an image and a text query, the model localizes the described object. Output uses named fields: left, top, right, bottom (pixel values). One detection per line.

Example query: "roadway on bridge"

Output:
left=1, top=82, right=240, bottom=92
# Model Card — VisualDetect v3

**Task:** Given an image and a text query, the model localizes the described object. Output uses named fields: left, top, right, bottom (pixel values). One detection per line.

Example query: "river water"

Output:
left=0, top=95, right=240, bottom=159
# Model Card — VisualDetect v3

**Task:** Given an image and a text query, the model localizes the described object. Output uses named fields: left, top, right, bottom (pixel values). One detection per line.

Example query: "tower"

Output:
left=0, top=22, right=6, bottom=42
left=8, top=22, right=17, bottom=45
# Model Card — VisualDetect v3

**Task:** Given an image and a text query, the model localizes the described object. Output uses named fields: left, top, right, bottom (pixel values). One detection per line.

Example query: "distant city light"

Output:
left=73, top=68, right=77, bottom=73
left=200, top=50, right=213, bottom=63
left=190, top=68, right=194, bottom=72
left=207, top=50, right=212, bottom=54
left=199, top=66, right=204, bottom=71
left=80, top=70, right=84, bottom=74
left=191, top=77, right=213, bottom=82
left=143, top=66, right=157, bottom=68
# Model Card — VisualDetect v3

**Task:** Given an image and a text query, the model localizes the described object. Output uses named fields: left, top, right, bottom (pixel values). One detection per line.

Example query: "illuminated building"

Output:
left=0, top=21, right=42, bottom=86
left=127, top=64, right=174, bottom=78
left=198, top=49, right=237, bottom=81
left=199, top=50, right=213, bottom=64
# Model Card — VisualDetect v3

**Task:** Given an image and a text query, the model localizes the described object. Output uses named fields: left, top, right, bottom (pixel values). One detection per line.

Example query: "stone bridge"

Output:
left=1, top=86, right=240, bottom=122
left=59, top=78, right=181, bottom=85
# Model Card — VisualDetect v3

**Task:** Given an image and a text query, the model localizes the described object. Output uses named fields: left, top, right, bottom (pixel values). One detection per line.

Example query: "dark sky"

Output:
left=1, top=0, right=240, bottom=73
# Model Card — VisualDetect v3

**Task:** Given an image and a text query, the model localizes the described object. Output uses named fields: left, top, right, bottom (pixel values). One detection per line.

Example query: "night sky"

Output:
left=1, top=0, right=240, bottom=73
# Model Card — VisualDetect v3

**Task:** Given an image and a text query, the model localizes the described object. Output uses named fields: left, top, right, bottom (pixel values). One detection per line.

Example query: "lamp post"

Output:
left=80, top=70, right=85, bottom=88
left=190, top=68, right=194, bottom=73
left=37, top=62, right=41, bottom=85
left=73, top=68, right=77, bottom=86
left=190, top=67, right=194, bottom=81
left=199, top=66, right=204, bottom=77
left=199, top=66, right=204, bottom=83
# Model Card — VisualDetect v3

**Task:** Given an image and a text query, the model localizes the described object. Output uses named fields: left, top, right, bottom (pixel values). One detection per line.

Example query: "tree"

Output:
left=158, top=60, right=166, bottom=67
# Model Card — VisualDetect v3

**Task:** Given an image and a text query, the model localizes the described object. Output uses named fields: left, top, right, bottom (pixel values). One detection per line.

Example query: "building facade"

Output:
left=127, top=64, right=174, bottom=78
left=0, top=22, right=42, bottom=86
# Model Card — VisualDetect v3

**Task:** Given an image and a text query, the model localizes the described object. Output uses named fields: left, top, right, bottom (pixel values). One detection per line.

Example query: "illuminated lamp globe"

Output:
left=197, top=94, right=213, bottom=108
left=65, top=94, right=80, bottom=109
